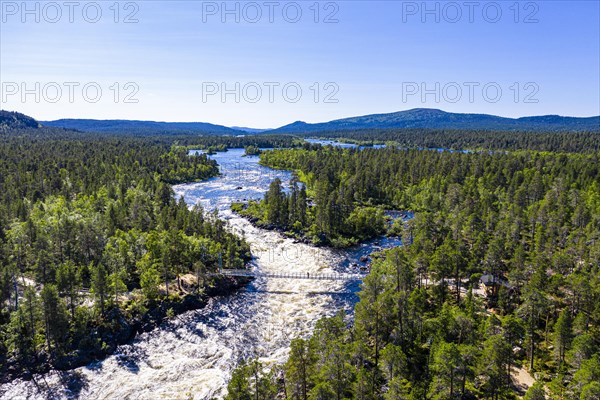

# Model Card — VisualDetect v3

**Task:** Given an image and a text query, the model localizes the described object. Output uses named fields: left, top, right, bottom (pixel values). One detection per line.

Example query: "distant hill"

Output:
left=0, top=110, right=41, bottom=131
left=7, top=109, right=600, bottom=136
left=42, top=119, right=242, bottom=135
left=270, top=109, right=600, bottom=133
left=230, top=126, right=272, bottom=134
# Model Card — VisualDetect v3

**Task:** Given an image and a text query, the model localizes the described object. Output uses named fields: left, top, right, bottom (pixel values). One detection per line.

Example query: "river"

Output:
left=1, top=147, right=408, bottom=400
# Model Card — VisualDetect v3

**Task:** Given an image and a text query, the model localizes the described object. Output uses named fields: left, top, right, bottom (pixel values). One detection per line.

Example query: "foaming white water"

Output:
left=1, top=149, right=390, bottom=400
left=1, top=214, right=351, bottom=400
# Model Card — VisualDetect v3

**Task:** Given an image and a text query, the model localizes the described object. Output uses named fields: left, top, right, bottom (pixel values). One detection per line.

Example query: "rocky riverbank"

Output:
left=232, top=209, right=331, bottom=246
left=0, top=275, right=252, bottom=383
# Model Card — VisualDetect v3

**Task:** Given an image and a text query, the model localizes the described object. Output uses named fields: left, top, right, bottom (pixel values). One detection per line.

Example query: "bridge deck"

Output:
left=210, top=269, right=366, bottom=281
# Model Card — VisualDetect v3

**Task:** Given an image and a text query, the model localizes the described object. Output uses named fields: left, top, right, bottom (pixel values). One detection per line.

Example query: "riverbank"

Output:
left=0, top=275, right=252, bottom=384
left=3, top=146, right=389, bottom=398
left=231, top=205, right=330, bottom=246
left=232, top=201, right=404, bottom=249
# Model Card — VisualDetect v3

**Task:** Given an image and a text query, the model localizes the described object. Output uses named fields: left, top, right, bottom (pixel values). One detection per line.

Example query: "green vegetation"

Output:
left=0, top=127, right=252, bottom=378
left=233, top=176, right=387, bottom=247
left=272, top=109, right=600, bottom=134
left=3, top=110, right=600, bottom=396
left=179, top=135, right=301, bottom=156
left=244, top=145, right=262, bottom=156
left=227, top=144, right=600, bottom=399
left=183, top=134, right=300, bottom=151
left=0, top=110, right=40, bottom=131
left=302, top=128, right=600, bottom=153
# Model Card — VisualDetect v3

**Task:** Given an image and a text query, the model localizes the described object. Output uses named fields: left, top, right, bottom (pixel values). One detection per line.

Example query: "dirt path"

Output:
left=512, top=365, right=535, bottom=396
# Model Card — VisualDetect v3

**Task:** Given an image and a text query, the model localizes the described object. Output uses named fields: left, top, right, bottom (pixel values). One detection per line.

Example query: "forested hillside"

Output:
left=226, top=145, right=600, bottom=399
left=0, top=127, right=253, bottom=379
left=0, top=111, right=41, bottom=131
left=272, top=109, right=600, bottom=133
left=41, top=118, right=240, bottom=135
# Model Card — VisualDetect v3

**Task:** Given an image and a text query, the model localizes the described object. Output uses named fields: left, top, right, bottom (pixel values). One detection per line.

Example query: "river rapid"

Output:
left=1, top=147, right=406, bottom=400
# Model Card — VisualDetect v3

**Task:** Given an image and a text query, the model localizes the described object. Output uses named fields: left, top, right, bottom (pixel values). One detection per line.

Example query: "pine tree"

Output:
left=553, top=309, right=572, bottom=367
left=225, top=359, right=252, bottom=400
left=138, top=256, right=162, bottom=300
left=41, top=284, right=69, bottom=355
left=285, top=338, right=314, bottom=400
left=6, top=286, right=41, bottom=362
left=430, top=341, right=461, bottom=399
left=265, top=178, right=286, bottom=226
left=91, top=262, right=109, bottom=314
left=56, top=260, right=81, bottom=320
left=523, top=382, right=546, bottom=400
left=297, top=185, right=308, bottom=226
left=519, top=266, right=548, bottom=371
left=477, top=334, right=512, bottom=399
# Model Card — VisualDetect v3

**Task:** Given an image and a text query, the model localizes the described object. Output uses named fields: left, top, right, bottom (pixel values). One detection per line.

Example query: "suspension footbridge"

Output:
left=210, top=269, right=367, bottom=281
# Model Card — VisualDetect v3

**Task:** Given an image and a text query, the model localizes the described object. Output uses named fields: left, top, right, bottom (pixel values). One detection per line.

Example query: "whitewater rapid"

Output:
left=1, top=149, right=371, bottom=399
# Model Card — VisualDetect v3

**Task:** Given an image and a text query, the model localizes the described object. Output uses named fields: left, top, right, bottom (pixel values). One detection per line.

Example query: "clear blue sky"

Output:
left=1, top=0, right=599, bottom=127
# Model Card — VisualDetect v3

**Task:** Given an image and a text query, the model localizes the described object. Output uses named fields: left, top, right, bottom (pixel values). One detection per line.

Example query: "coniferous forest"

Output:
left=226, top=143, right=600, bottom=399
left=3, top=0, right=599, bottom=396
left=299, top=129, right=600, bottom=154
left=0, top=123, right=257, bottom=379
left=1, top=111, right=600, bottom=399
